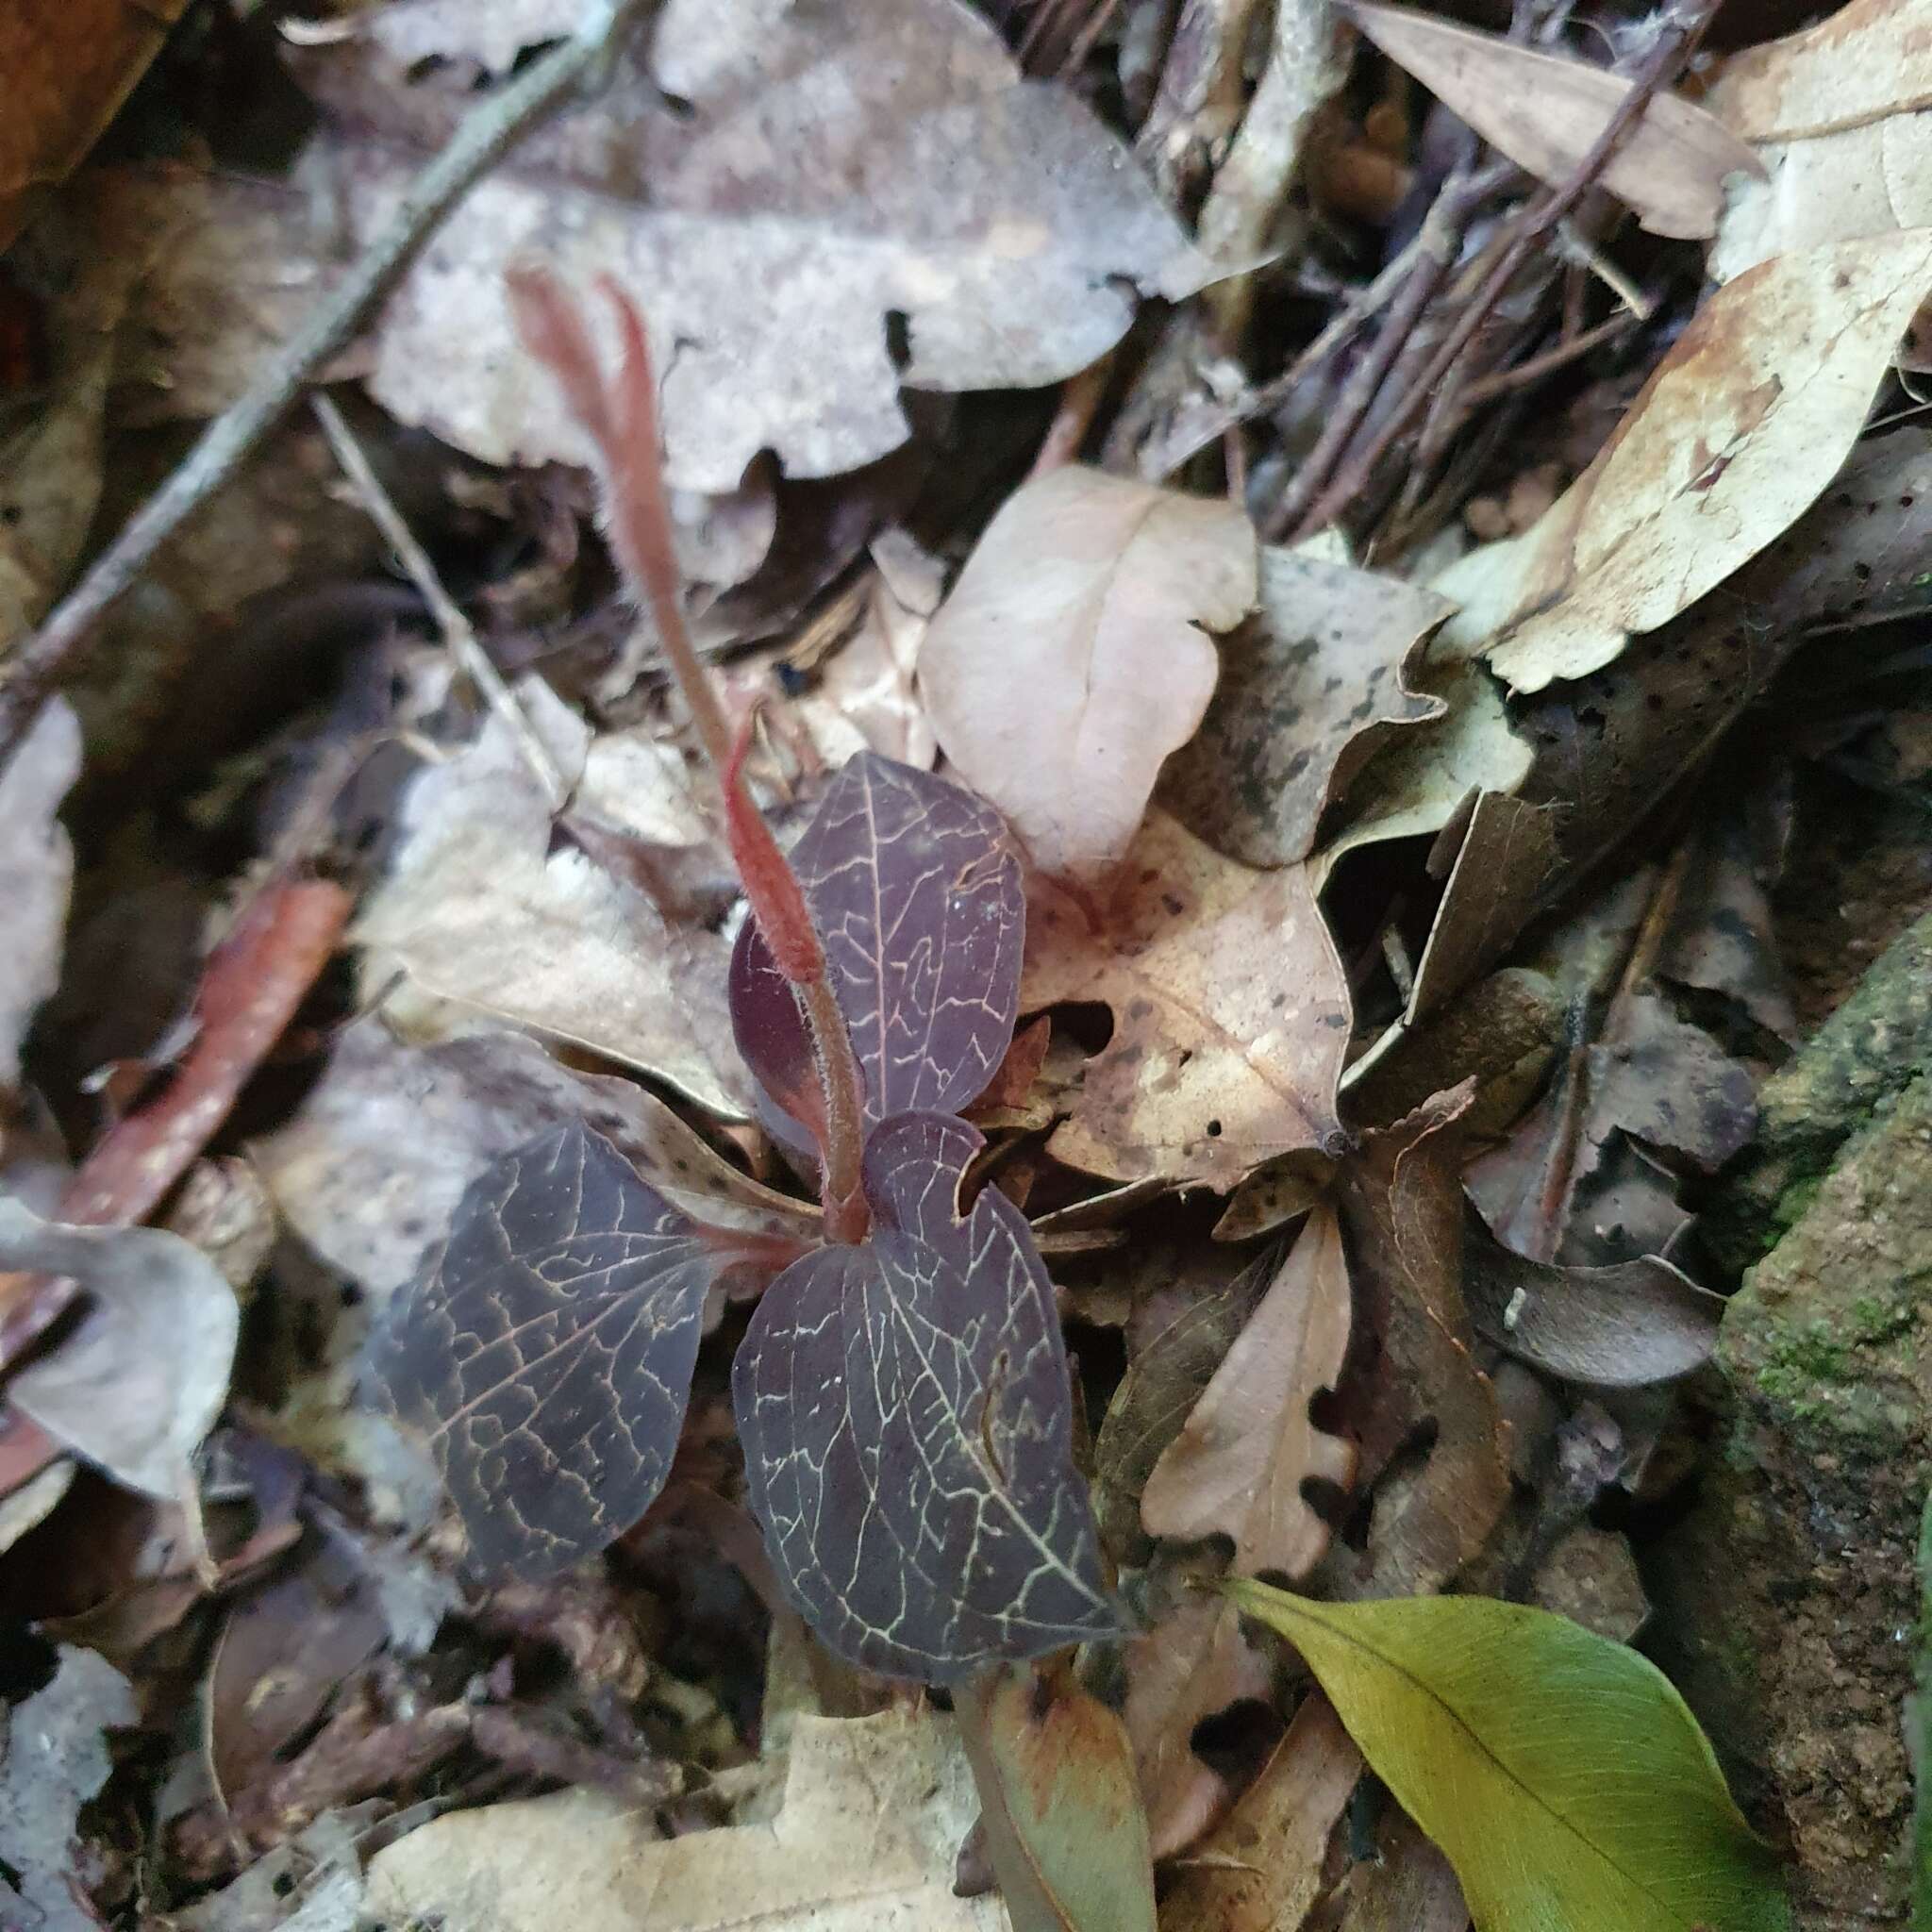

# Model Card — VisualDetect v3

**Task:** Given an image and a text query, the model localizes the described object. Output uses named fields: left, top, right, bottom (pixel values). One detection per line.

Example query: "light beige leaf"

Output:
left=355, top=679, right=749, bottom=1117
left=0, top=1201, right=239, bottom=1498
left=299, top=0, right=1206, bottom=491
left=1160, top=543, right=1450, bottom=867
left=1141, top=1205, right=1355, bottom=1575
left=255, top=1022, right=812, bottom=1305
left=1348, top=1, right=1760, bottom=240
left=0, top=696, right=79, bottom=1090
left=1442, top=229, right=1932, bottom=693
left=920, top=467, right=1256, bottom=881
left=1023, top=811, right=1348, bottom=1190
left=1707, top=0, right=1932, bottom=325
left=366, top=1711, right=1007, bottom=1932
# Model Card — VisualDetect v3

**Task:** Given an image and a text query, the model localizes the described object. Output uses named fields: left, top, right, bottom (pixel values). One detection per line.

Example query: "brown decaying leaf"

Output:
left=255, top=1020, right=811, bottom=1307
left=1159, top=543, right=1450, bottom=869
left=0, top=0, right=189, bottom=251
left=61, top=877, right=351, bottom=1226
left=1141, top=1205, right=1355, bottom=1577
left=1158, top=1693, right=1362, bottom=1932
left=1461, top=1196, right=1722, bottom=1388
left=1407, top=792, right=1562, bottom=1023
left=1091, top=1269, right=1254, bottom=1560
left=366, top=1710, right=1007, bottom=1932
left=0, top=695, right=78, bottom=1090
left=1024, top=810, right=1350, bottom=1191
left=299, top=0, right=1206, bottom=492
left=1120, top=1591, right=1270, bottom=1860
left=1346, top=1, right=1761, bottom=240
left=0, top=1200, right=238, bottom=1499
left=1437, top=229, right=1932, bottom=692
left=1324, top=1086, right=1509, bottom=1600
left=355, top=677, right=748, bottom=1118
left=919, top=466, right=1256, bottom=882
left=1324, top=1803, right=1468, bottom=1932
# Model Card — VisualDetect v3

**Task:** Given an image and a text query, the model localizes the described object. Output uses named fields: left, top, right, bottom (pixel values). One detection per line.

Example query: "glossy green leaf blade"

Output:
left=955, top=1664, right=1157, bottom=1932
left=1224, top=1579, right=1790, bottom=1932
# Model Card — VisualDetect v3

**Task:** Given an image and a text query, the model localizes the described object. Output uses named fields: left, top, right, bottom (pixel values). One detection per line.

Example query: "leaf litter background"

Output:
left=3, top=0, right=1932, bottom=1927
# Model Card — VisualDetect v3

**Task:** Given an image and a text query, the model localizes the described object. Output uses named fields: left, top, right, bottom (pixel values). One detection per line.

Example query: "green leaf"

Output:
left=954, top=1663, right=1157, bottom=1932
left=1224, top=1578, right=1789, bottom=1932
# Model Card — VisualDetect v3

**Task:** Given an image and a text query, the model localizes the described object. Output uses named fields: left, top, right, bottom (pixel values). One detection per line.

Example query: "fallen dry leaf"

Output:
left=1324, top=1087, right=1509, bottom=1600
left=1024, top=810, right=1349, bottom=1190
left=1158, top=1694, right=1361, bottom=1932
left=299, top=0, right=1206, bottom=491
left=1159, top=542, right=1450, bottom=868
left=0, top=1199, right=239, bottom=1498
left=0, top=1645, right=137, bottom=1932
left=1407, top=792, right=1562, bottom=1023
left=1707, top=0, right=1932, bottom=309
left=1324, top=1805, right=1467, bottom=1932
left=1438, top=229, right=1932, bottom=692
left=366, top=1710, right=1005, bottom=1932
left=1120, top=1589, right=1270, bottom=1859
left=1141, top=1205, right=1355, bottom=1576
left=0, top=695, right=78, bottom=1091
left=1461, top=1196, right=1722, bottom=1388
left=0, top=0, right=188, bottom=251
left=255, top=1021, right=811, bottom=1307
left=356, top=678, right=748, bottom=1117
left=1348, top=1, right=1760, bottom=239
left=920, top=466, right=1256, bottom=881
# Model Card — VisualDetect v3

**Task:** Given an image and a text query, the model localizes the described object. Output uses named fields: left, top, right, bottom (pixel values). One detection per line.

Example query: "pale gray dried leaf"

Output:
left=1531, top=1524, right=1649, bottom=1643
left=0, top=1646, right=137, bottom=1932
left=0, top=1459, right=75, bottom=1555
left=1349, top=2, right=1760, bottom=240
left=255, top=1020, right=807, bottom=1304
left=1462, top=1196, right=1722, bottom=1387
left=356, top=680, right=748, bottom=1116
left=0, top=1200, right=240, bottom=1497
left=1141, top=1206, right=1355, bottom=1576
left=308, top=0, right=1206, bottom=492
left=1161, top=544, right=1449, bottom=867
left=367, top=1712, right=1005, bottom=1932
left=0, top=696, right=80, bottom=1089
left=921, top=466, right=1256, bottom=880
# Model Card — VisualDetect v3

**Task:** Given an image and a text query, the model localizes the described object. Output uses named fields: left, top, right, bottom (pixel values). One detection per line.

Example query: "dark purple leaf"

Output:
left=369, top=1122, right=716, bottom=1578
left=734, top=1111, right=1119, bottom=1682
left=730, top=753, right=1024, bottom=1154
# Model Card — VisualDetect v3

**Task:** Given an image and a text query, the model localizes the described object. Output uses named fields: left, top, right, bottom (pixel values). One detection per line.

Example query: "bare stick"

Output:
left=1287, top=0, right=1722, bottom=539
left=0, top=0, right=651, bottom=764
left=310, top=394, right=569, bottom=809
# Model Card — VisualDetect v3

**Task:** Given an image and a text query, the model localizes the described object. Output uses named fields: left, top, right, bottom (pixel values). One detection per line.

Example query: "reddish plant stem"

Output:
left=507, top=268, right=871, bottom=1239
left=1287, top=0, right=1721, bottom=539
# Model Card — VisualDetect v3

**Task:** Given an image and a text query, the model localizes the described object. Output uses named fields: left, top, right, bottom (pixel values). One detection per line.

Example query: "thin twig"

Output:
left=1288, top=0, right=1722, bottom=539
left=0, top=0, right=651, bottom=765
left=1453, top=308, right=1639, bottom=410
left=311, top=394, right=570, bottom=809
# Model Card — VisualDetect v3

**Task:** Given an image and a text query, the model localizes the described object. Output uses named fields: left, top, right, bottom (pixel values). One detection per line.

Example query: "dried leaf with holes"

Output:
left=1347, top=2, right=1760, bottom=239
left=920, top=466, right=1256, bottom=881
left=1024, top=811, right=1349, bottom=1190
left=1439, top=230, right=1932, bottom=692
left=1141, top=1206, right=1355, bottom=1576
